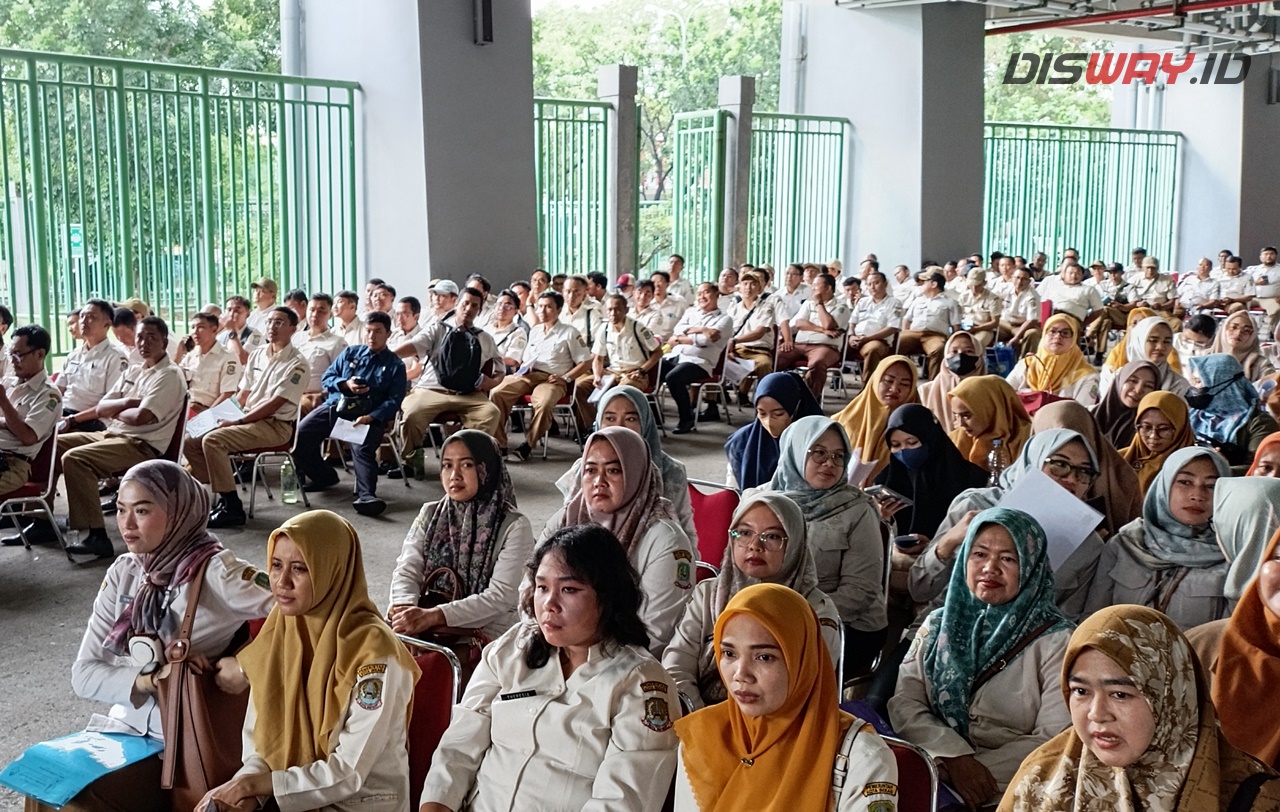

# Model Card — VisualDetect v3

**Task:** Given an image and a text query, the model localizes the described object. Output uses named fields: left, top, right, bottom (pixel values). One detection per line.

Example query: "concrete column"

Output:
left=598, top=65, right=639, bottom=283
left=781, top=0, right=984, bottom=267
left=719, top=76, right=756, bottom=268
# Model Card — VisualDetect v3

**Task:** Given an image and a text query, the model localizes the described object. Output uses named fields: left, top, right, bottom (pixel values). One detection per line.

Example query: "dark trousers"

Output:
left=62, top=406, right=106, bottom=433
left=660, top=358, right=710, bottom=426
left=295, top=402, right=385, bottom=501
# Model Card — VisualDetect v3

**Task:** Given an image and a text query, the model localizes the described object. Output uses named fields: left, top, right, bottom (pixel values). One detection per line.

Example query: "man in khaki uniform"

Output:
left=217, top=295, right=265, bottom=365
left=56, top=317, right=188, bottom=557
left=58, top=299, right=129, bottom=432
left=0, top=326, right=63, bottom=547
left=175, top=312, right=241, bottom=411
left=291, top=293, right=346, bottom=414
left=185, top=306, right=308, bottom=528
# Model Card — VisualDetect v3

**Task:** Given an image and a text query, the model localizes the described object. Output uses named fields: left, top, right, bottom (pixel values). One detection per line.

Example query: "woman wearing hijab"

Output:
left=1213, top=310, right=1274, bottom=382
left=724, top=371, right=822, bottom=490
left=1188, top=354, right=1279, bottom=468
left=555, top=385, right=698, bottom=544
left=44, top=461, right=273, bottom=812
left=1031, top=401, right=1143, bottom=538
left=1122, top=391, right=1195, bottom=496
left=832, top=356, right=920, bottom=482
left=891, top=508, right=1073, bottom=809
left=1101, top=306, right=1157, bottom=371
left=920, top=331, right=987, bottom=432
left=387, top=430, right=534, bottom=640
left=1248, top=432, right=1280, bottom=477
left=422, top=525, right=679, bottom=812
left=672, top=583, right=899, bottom=812
left=909, top=428, right=1107, bottom=623
left=663, top=493, right=840, bottom=711
left=1006, top=314, right=1101, bottom=406
left=541, top=426, right=694, bottom=657
left=752, top=415, right=887, bottom=674
left=1101, top=315, right=1190, bottom=397
left=1000, top=604, right=1280, bottom=812
left=1085, top=446, right=1233, bottom=630
left=948, top=374, right=1033, bottom=467
left=1091, top=360, right=1159, bottom=450
left=200, top=510, right=420, bottom=812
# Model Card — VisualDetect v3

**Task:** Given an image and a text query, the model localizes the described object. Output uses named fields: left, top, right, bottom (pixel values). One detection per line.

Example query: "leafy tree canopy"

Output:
left=985, top=31, right=1113, bottom=126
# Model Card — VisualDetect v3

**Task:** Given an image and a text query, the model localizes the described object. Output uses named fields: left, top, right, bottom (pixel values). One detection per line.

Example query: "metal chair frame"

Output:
left=231, top=413, right=312, bottom=517
left=0, top=425, right=69, bottom=560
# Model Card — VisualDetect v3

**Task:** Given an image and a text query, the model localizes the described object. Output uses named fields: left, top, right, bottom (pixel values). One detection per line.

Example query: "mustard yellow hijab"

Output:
left=1024, top=313, right=1096, bottom=394
left=832, top=355, right=920, bottom=480
left=947, top=374, right=1032, bottom=466
left=1121, top=391, right=1194, bottom=496
left=675, top=583, right=852, bottom=812
left=238, top=510, right=419, bottom=769
left=1104, top=307, right=1158, bottom=371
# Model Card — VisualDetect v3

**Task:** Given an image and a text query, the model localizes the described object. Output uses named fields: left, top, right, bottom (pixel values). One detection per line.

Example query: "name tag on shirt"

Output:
left=499, top=690, right=537, bottom=701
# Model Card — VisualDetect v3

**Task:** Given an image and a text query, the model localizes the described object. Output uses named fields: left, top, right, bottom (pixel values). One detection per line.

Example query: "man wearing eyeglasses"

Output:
left=57, top=299, right=129, bottom=433
left=0, top=326, right=62, bottom=547
left=185, top=306, right=309, bottom=529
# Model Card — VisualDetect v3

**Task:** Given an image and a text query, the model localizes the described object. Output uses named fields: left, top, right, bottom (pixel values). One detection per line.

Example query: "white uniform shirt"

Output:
left=789, top=298, right=852, bottom=348
left=1037, top=278, right=1102, bottom=322
left=632, top=302, right=681, bottom=343
left=523, top=320, right=590, bottom=377
left=1131, top=274, right=1177, bottom=306
left=726, top=298, right=776, bottom=351
left=668, top=307, right=734, bottom=373
left=291, top=330, right=347, bottom=393
left=421, top=626, right=680, bottom=812
left=179, top=342, right=242, bottom=409
left=105, top=356, right=187, bottom=452
left=904, top=294, right=961, bottom=335
left=1003, top=288, right=1041, bottom=325
left=71, top=549, right=274, bottom=738
left=337, top=316, right=364, bottom=347
left=593, top=317, right=660, bottom=372
left=1095, top=278, right=1130, bottom=304
left=563, top=300, right=603, bottom=345
left=245, top=306, right=274, bottom=334
left=216, top=325, right=266, bottom=356
left=0, top=370, right=61, bottom=457
left=1005, top=361, right=1100, bottom=406
left=1220, top=273, right=1254, bottom=300
left=774, top=284, right=812, bottom=321
left=389, top=503, right=535, bottom=641
left=236, top=657, right=413, bottom=812
left=668, top=275, right=695, bottom=303
left=1248, top=263, right=1279, bottom=283
left=988, top=275, right=1014, bottom=300
left=958, top=288, right=1003, bottom=327
left=239, top=343, right=309, bottom=422
left=485, top=320, right=529, bottom=367
left=60, top=339, right=129, bottom=412
left=851, top=295, right=904, bottom=337
left=1178, top=276, right=1221, bottom=310
left=387, top=324, right=422, bottom=354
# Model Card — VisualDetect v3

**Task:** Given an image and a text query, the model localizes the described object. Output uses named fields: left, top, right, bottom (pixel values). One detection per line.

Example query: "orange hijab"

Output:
left=1121, top=391, right=1194, bottom=495
left=947, top=374, right=1031, bottom=466
left=1247, top=432, right=1280, bottom=475
left=1215, top=527, right=1280, bottom=770
left=832, top=356, right=920, bottom=480
left=1103, top=307, right=1158, bottom=371
left=674, top=583, right=850, bottom=812
left=1022, top=313, right=1096, bottom=394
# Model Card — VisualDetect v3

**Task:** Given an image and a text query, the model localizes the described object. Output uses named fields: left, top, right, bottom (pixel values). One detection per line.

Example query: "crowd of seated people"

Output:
left=11, top=243, right=1280, bottom=811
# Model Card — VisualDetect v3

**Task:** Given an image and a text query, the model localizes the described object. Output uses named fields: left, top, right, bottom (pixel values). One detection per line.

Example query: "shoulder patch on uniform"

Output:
left=357, top=663, right=388, bottom=679
left=819, top=617, right=839, bottom=631
left=868, top=801, right=894, bottom=812
left=226, top=362, right=236, bottom=375
left=640, top=680, right=668, bottom=695
left=356, top=676, right=383, bottom=710
left=241, top=566, right=255, bottom=581
left=45, top=395, right=58, bottom=411
left=673, top=549, right=693, bottom=590
left=642, top=696, right=672, bottom=732
left=863, top=782, right=898, bottom=797
left=253, top=571, right=270, bottom=590
left=289, top=372, right=302, bottom=385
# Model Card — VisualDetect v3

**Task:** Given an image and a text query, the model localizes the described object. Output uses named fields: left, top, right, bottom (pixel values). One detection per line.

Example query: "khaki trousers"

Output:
left=731, top=346, right=773, bottom=394
left=184, top=417, right=293, bottom=493
left=398, top=388, right=502, bottom=451
left=855, top=338, right=893, bottom=382
left=897, top=330, right=948, bottom=379
left=57, top=432, right=158, bottom=530
left=999, top=322, right=1042, bottom=356
left=489, top=371, right=567, bottom=450
left=0, top=456, right=31, bottom=496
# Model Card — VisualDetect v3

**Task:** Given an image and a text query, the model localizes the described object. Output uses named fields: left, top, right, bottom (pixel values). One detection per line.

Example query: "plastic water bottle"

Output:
left=986, top=438, right=1010, bottom=487
left=281, top=459, right=300, bottom=505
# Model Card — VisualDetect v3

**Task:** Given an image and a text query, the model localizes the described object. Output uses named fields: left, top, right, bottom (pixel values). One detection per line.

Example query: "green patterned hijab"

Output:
left=923, top=506, right=1073, bottom=741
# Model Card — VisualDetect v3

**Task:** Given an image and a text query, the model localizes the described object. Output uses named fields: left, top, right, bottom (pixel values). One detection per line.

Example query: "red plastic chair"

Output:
left=687, top=479, right=739, bottom=567
left=397, top=634, right=463, bottom=812
left=882, top=735, right=939, bottom=812
left=0, top=425, right=69, bottom=559
left=695, top=560, right=719, bottom=583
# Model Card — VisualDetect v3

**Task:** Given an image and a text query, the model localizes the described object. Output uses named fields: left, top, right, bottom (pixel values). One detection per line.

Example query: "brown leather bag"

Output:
left=155, top=562, right=251, bottom=812
left=412, top=566, right=488, bottom=685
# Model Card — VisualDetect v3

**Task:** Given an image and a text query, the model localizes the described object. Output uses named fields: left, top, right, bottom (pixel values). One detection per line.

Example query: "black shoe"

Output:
left=387, top=465, right=405, bottom=480
left=65, top=528, right=115, bottom=558
left=672, top=421, right=696, bottom=435
left=2, top=520, right=57, bottom=547
left=1093, top=351, right=1105, bottom=366
left=207, top=505, right=247, bottom=529
left=512, top=442, right=533, bottom=461
left=353, top=497, right=386, bottom=517
left=234, top=461, right=256, bottom=482
left=303, top=478, right=339, bottom=493
left=97, top=479, right=119, bottom=497
left=548, top=421, right=561, bottom=438
left=324, top=454, right=344, bottom=467
left=101, top=493, right=118, bottom=515
left=697, top=405, right=721, bottom=422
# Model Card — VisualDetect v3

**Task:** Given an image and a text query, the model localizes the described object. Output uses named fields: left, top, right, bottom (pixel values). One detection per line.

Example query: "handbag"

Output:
left=410, top=566, right=489, bottom=686
left=335, top=391, right=376, bottom=419
left=155, top=562, right=251, bottom=812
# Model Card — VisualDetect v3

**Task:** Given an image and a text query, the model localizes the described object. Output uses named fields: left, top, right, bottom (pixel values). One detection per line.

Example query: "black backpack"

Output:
left=435, top=324, right=483, bottom=393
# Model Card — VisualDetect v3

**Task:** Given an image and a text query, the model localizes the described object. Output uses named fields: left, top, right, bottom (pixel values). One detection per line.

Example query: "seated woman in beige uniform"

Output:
left=36, top=461, right=273, bottom=812
left=201, top=510, right=420, bottom=812
left=999, top=605, right=1280, bottom=812
left=662, top=492, right=840, bottom=711
left=1004, top=314, right=1100, bottom=407
left=891, top=508, right=1073, bottom=810
left=673, top=584, right=899, bottom=812
left=387, top=430, right=534, bottom=642
left=1084, top=446, right=1232, bottom=630
left=420, top=524, right=680, bottom=812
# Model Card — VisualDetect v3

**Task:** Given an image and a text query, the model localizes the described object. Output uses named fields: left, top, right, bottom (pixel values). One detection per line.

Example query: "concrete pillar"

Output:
left=719, top=76, right=756, bottom=268
left=781, top=1, right=984, bottom=267
left=298, top=0, right=538, bottom=294
left=598, top=65, right=639, bottom=283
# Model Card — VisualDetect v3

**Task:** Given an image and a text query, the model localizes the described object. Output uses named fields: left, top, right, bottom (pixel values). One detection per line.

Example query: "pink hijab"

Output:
left=563, top=426, right=675, bottom=554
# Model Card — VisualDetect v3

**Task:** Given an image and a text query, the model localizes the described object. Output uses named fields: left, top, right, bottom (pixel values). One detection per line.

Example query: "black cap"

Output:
left=1106, top=262, right=1124, bottom=274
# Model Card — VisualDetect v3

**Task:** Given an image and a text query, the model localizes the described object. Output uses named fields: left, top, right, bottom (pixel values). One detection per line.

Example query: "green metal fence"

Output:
left=671, top=110, right=727, bottom=285
left=533, top=98, right=609, bottom=277
left=747, top=113, right=848, bottom=270
left=983, top=122, right=1181, bottom=268
left=0, top=47, right=360, bottom=359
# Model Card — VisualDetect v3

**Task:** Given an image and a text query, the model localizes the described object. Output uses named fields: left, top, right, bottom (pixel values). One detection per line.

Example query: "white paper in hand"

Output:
left=996, top=468, right=1103, bottom=570
left=846, top=447, right=877, bottom=489
left=185, top=399, right=245, bottom=438
left=331, top=418, right=371, bottom=445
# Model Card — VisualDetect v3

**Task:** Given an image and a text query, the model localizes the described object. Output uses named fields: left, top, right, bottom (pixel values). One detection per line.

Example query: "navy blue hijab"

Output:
left=724, top=372, right=823, bottom=490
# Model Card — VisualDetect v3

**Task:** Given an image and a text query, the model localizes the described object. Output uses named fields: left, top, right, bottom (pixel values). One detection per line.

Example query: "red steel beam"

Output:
left=985, top=0, right=1259, bottom=34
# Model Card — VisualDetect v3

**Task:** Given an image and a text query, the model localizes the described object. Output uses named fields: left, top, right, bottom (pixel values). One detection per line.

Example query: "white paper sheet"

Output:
left=721, top=356, right=754, bottom=387
left=587, top=374, right=616, bottom=404
left=847, top=447, right=877, bottom=489
left=331, top=417, right=371, bottom=445
left=996, top=467, right=1104, bottom=570
left=184, top=399, right=245, bottom=438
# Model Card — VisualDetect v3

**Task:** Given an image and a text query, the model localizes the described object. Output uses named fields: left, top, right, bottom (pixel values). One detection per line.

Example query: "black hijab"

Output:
left=873, top=403, right=988, bottom=539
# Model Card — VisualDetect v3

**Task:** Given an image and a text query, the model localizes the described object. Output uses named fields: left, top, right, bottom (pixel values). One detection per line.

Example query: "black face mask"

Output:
left=945, top=353, right=980, bottom=376
left=1186, top=371, right=1245, bottom=410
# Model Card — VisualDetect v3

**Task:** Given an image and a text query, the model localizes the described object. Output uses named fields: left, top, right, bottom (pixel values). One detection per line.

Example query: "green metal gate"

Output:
left=533, top=98, right=609, bottom=277
left=671, top=110, right=727, bottom=285
left=983, top=122, right=1181, bottom=267
left=747, top=113, right=848, bottom=270
left=0, top=48, right=360, bottom=359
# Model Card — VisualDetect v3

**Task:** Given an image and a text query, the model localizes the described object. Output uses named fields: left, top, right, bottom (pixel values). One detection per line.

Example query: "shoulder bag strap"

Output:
left=970, top=618, right=1058, bottom=696
left=1229, top=773, right=1278, bottom=812
left=159, top=560, right=209, bottom=789
left=831, top=721, right=862, bottom=796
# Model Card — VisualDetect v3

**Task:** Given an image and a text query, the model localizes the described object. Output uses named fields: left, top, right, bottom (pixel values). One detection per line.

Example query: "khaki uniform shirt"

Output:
left=105, top=357, right=187, bottom=452
left=726, top=298, right=776, bottom=351
left=216, top=325, right=266, bottom=355
left=851, top=295, right=904, bottom=337
left=1131, top=274, right=1178, bottom=306
left=0, top=370, right=61, bottom=457
left=523, top=321, right=590, bottom=377
left=60, top=339, right=129, bottom=412
left=958, top=288, right=1004, bottom=327
left=592, top=317, right=660, bottom=372
left=632, top=302, right=681, bottom=343
left=337, top=316, right=364, bottom=346
left=563, top=300, right=603, bottom=345
left=179, top=342, right=242, bottom=408
left=240, top=343, right=309, bottom=422
left=904, top=293, right=961, bottom=335
left=292, top=329, right=347, bottom=393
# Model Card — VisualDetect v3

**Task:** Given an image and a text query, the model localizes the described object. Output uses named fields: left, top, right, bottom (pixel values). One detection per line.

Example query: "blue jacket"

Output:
left=321, top=346, right=407, bottom=424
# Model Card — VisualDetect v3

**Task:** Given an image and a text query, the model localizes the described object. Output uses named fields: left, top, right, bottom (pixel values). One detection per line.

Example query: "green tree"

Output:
left=985, top=32, right=1113, bottom=126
